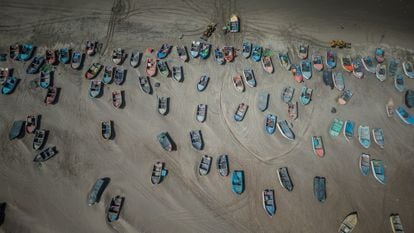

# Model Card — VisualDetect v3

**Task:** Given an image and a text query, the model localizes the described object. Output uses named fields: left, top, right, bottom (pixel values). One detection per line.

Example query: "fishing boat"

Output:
left=190, top=41, right=201, bottom=58
left=234, top=103, right=248, bottom=122
left=288, top=102, right=298, bottom=120
left=85, top=40, right=96, bottom=56
left=199, top=155, right=212, bottom=176
left=394, top=73, right=405, bottom=92
left=158, top=96, right=169, bottom=115
left=323, top=69, right=334, bottom=89
left=277, top=120, right=295, bottom=141
left=71, top=51, right=82, bottom=70
left=1, top=76, right=17, bottom=95
left=9, top=120, right=25, bottom=140
left=278, top=52, right=291, bottom=70
left=107, top=195, right=124, bottom=222
left=156, top=43, right=171, bottom=59
left=138, top=76, right=151, bottom=94
left=390, top=214, right=405, bottom=233
left=9, top=44, right=20, bottom=60
left=17, top=44, right=34, bottom=61
left=258, top=92, right=269, bottom=112
left=231, top=170, right=244, bottom=195
left=26, top=115, right=37, bottom=134
left=33, top=146, right=57, bottom=162
left=359, top=153, right=370, bottom=176
left=251, top=44, right=262, bottom=62
left=243, top=69, right=256, bottom=87
left=145, top=58, right=157, bottom=77
left=232, top=75, right=245, bottom=92
left=291, top=64, right=303, bottom=83
left=337, top=89, right=353, bottom=105
left=333, top=72, right=345, bottom=91
left=102, top=66, right=114, bottom=84
left=329, top=118, right=344, bottom=137
left=197, top=75, right=209, bottom=92
left=343, top=120, right=355, bottom=141
left=101, top=121, right=112, bottom=140
left=44, top=87, right=57, bottom=105
left=358, top=125, right=370, bottom=149
left=214, top=47, right=225, bottom=65
left=395, top=106, right=414, bottom=125
left=151, top=162, right=166, bottom=185
left=84, top=63, right=103, bottom=79
left=157, top=132, right=173, bottom=151
left=388, top=58, right=399, bottom=78
left=229, top=15, right=239, bottom=32
left=114, top=68, right=125, bottom=85
left=130, top=50, right=141, bottom=67
left=312, top=54, right=324, bottom=71
left=341, top=55, right=353, bottom=72
left=176, top=45, right=188, bottom=62
left=39, top=69, right=52, bottom=89
left=172, top=66, right=183, bottom=82
left=199, top=42, right=211, bottom=59
left=111, top=48, right=124, bottom=65
left=262, top=55, right=274, bottom=74
left=242, top=41, right=252, bottom=58
left=277, top=167, right=293, bottom=191
left=196, top=104, right=207, bottom=122
left=298, top=44, right=308, bottom=59
left=300, top=86, right=312, bottom=105
left=372, top=128, right=384, bottom=148
left=313, top=176, right=326, bottom=202
left=376, top=64, right=387, bottom=82
left=281, top=86, right=295, bottom=103
left=402, top=61, right=414, bottom=78
left=156, top=60, right=170, bottom=77
left=264, top=114, right=277, bottom=134
left=371, top=159, right=385, bottom=184
left=361, top=56, right=376, bottom=73
left=301, top=60, right=312, bottom=79
left=326, top=51, right=336, bottom=69
left=386, top=98, right=394, bottom=117
left=216, top=155, right=229, bottom=177
left=375, top=48, right=385, bottom=63
left=262, top=189, right=276, bottom=217
left=190, top=130, right=203, bottom=150
left=33, top=129, right=46, bottom=150
left=223, top=46, right=234, bottom=62
left=352, top=59, right=364, bottom=79
left=59, top=48, right=70, bottom=64
left=312, top=136, right=324, bottom=157
left=112, top=90, right=122, bottom=109
left=89, top=80, right=102, bottom=98
left=338, top=213, right=358, bottom=233
left=26, top=56, right=45, bottom=74
left=0, top=68, right=9, bottom=84
left=87, top=178, right=108, bottom=206
left=45, top=50, right=56, bottom=65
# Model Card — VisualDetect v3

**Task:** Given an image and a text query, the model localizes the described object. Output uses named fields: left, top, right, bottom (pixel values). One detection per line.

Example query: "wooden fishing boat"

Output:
left=402, top=61, right=414, bottom=78
left=156, top=60, right=170, bottom=77
left=234, top=103, right=248, bottom=122
left=130, top=50, right=141, bottom=68
left=199, top=155, right=212, bottom=176
left=190, top=130, right=203, bottom=150
left=231, top=170, right=244, bottom=195
left=277, top=167, right=293, bottom=191
left=395, top=106, right=414, bottom=125
left=1, top=76, right=17, bottom=95
left=278, top=52, right=291, bottom=70
left=158, top=96, right=169, bottom=115
left=375, top=48, right=385, bottom=63
left=102, top=66, right=114, bottom=84
left=390, top=214, right=405, bottom=233
left=301, top=60, right=312, bottom=79
left=44, top=87, right=57, bottom=105
left=229, top=15, right=239, bottom=32
left=326, top=51, right=336, bottom=69
left=197, top=75, right=209, bottom=92
left=45, top=50, right=56, bottom=65
left=107, top=195, right=124, bottom=222
left=359, top=153, right=370, bottom=176
left=216, top=154, right=229, bottom=177
left=312, top=54, right=323, bottom=71
left=145, top=58, right=157, bottom=77
left=172, top=66, right=183, bottom=82
left=112, top=90, right=122, bottom=109
left=112, top=48, right=124, bottom=65
left=388, top=58, right=399, bottom=78
left=33, top=146, right=57, bottom=162
left=242, top=41, right=252, bottom=58
left=89, top=80, right=102, bottom=98
left=9, top=44, right=20, bottom=60
left=343, top=120, right=355, bottom=141
left=338, top=213, right=358, bottom=233
left=71, top=51, right=82, bottom=70
left=199, top=42, right=211, bottom=59
left=281, top=86, right=295, bottom=104
left=87, top=178, right=108, bottom=206
left=371, top=159, right=385, bottom=184
left=372, top=128, right=384, bottom=148
left=337, top=89, right=353, bottom=105
left=26, top=56, right=45, bottom=74
left=151, top=162, right=166, bottom=185
left=243, top=69, right=256, bottom=87
left=196, top=104, right=207, bottom=123
left=232, top=75, right=245, bottom=92
left=223, top=46, right=234, bottom=62
left=312, top=136, right=324, bottom=157
left=386, top=98, right=394, bottom=117
left=298, top=44, right=308, bottom=59
left=352, top=59, right=364, bottom=79
left=138, top=76, right=151, bottom=94
left=84, top=63, right=103, bottom=79
left=190, top=41, right=201, bottom=58
left=291, top=64, right=303, bottom=83
left=85, top=40, right=96, bottom=56
left=277, top=120, right=295, bottom=141
left=262, top=189, right=276, bottom=217
left=39, top=69, right=52, bottom=89
left=262, top=55, right=274, bottom=74
left=9, top=120, right=25, bottom=140
left=214, top=47, right=225, bottom=65
left=313, top=176, right=326, bottom=202
left=300, top=86, right=312, bottom=105
left=288, top=101, right=298, bottom=120
left=333, top=72, right=345, bottom=91
left=114, top=68, right=125, bottom=85
left=394, top=73, right=405, bottom=92
left=156, top=43, right=172, bottom=59
left=251, top=44, right=262, bottom=62
left=17, top=44, right=34, bottom=61
left=157, top=132, right=173, bottom=151
left=329, top=118, right=343, bottom=137
left=264, top=114, right=277, bottom=135
left=376, top=64, right=387, bottom=82
left=0, top=68, right=9, bottom=84
left=26, top=115, right=37, bottom=134
left=33, top=129, right=46, bottom=150
left=323, top=69, right=334, bottom=89
left=358, top=125, right=370, bottom=149
left=101, top=121, right=112, bottom=140
left=258, top=92, right=269, bottom=112
left=341, top=55, right=353, bottom=72
left=59, top=48, right=70, bottom=64
left=176, top=45, right=188, bottom=62
left=362, top=56, right=376, bottom=73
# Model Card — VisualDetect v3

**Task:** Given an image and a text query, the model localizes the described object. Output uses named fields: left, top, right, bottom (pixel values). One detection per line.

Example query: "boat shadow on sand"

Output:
left=52, top=87, right=62, bottom=104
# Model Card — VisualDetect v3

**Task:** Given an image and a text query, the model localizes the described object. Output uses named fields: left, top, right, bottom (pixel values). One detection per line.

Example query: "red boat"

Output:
left=45, top=50, right=56, bottom=65
left=45, top=87, right=57, bottom=105
left=145, top=58, right=157, bottom=77
left=26, top=115, right=38, bottom=134
left=223, top=46, right=234, bottom=62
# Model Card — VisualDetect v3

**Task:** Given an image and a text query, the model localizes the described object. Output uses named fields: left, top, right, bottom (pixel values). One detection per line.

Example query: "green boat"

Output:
left=329, top=118, right=343, bottom=137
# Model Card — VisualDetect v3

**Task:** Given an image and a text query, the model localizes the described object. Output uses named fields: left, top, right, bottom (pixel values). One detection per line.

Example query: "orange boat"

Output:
left=223, top=46, right=234, bottom=62
left=291, top=65, right=303, bottom=83
left=341, top=55, right=353, bottom=72
left=146, top=58, right=157, bottom=77
left=232, top=75, right=245, bottom=92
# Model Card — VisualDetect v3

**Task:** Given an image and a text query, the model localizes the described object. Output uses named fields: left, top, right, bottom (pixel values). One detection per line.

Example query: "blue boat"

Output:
left=264, top=114, right=277, bottom=134
left=231, top=170, right=244, bottom=195
left=156, top=44, right=171, bottom=59
left=251, top=45, right=262, bottom=62
left=102, top=66, right=114, bottom=84
left=17, top=44, right=34, bottom=61
left=326, top=51, right=336, bottom=69
left=1, top=76, right=17, bottom=95
left=395, top=106, right=414, bottom=125
left=26, top=56, right=45, bottom=74
left=242, top=41, right=252, bottom=58
left=262, top=189, right=276, bottom=217
left=39, top=70, right=52, bottom=89
left=87, top=178, right=109, bottom=206
left=343, top=120, right=355, bottom=141
left=59, top=48, right=70, bottom=64
left=214, top=48, right=225, bottom=65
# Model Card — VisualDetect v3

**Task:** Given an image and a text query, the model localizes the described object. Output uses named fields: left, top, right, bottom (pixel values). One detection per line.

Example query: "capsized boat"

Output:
left=279, top=52, right=291, bottom=70
left=156, top=43, right=171, bottom=59
left=229, top=15, right=239, bottom=32
left=172, top=66, right=183, bottom=82
left=17, top=44, right=34, bottom=61
left=45, top=49, right=56, bottom=65
left=232, top=75, right=245, bottom=92
left=114, top=68, right=125, bottom=85
left=151, top=162, right=166, bottom=185
left=312, top=54, right=323, bottom=71
left=26, top=56, right=45, bottom=74
left=190, top=41, right=201, bottom=58
left=33, top=146, right=57, bottom=162
left=375, top=48, right=385, bottom=63
left=277, top=120, right=295, bottom=141
left=243, top=69, right=256, bottom=87
left=199, top=42, right=211, bottom=59
left=44, top=87, right=57, bottom=105
left=242, top=41, right=252, bottom=58
left=197, top=75, right=209, bottom=92
left=33, top=129, right=46, bottom=150
left=329, top=118, right=344, bottom=137
left=386, top=98, right=394, bottom=117
left=388, top=58, right=399, bottom=78
left=196, top=104, right=207, bottom=123
left=84, top=63, right=103, bottom=79
left=300, top=86, right=312, bottom=105
left=277, top=167, right=293, bottom=191
left=333, top=72, right=345, bottom=91
left=216, top=155, right=229, bottom=177
left=138, top=76, right=151, bottom=94
left=89, top=80, right=102, bottom=98
left=158, top=96, right=169, bottom=115
left=9, top=120, right=25, bottom=140
left=376, top=64, right=387, bottom=82
left=281, top=86, right=294, bottom=104
left=1, top=76, right=17, bottom=95
left=71, top=51, right=82, bottom=70
left=402, top=61, right=414, bottom=78
left=262, top=55, right=274, bottom=74
left=112, top=90, right=122, bottom=109
left=251, top=44, right=262, bottom=62
left=231, top=170, right=244, bottom=195
left=341, top=55, right=353, bottom=72
left=359, top=153, right=370, bottom=176
left=312, top=136, right=324, bottom=157
left=394, top=73, right=405, bottom=92
left=337, top=89, right=353, bottom=105
left=176, top=45, right=188, bottom=62
left=102, top=66, right=114, bottom=84
left=352, top=59, right=364, bottom=79
left=85, top=40, right=96, bottom=56
left=372, top=128, right=384, bottom=148
left=101, top=121, right=112, bottom=140
left=214, top=47, right=225, bottom=65
left=358, top=125, right=370, bottom=149
left=199, top=155, right=212, bottom=176
left=288, top=101, right=298, bottom=120
left=262, top=189, right=276, bottom=217
left=395, top=106, right=414, bottom=125
left=26, top=115, right=37, bottom=134
left=145, top=58, right=157, bottom=77
left=371, top=159, right=385, bottom=184
left=156, top=60, right=170, bottom=77
left=107, top=195, right=124, bottom=222
left=112, top=48, right=124, bottom=65
left=326, top=51, right=336, bottom=69
left=390, top=214, right=405, bottom=233
left=87, top=178, right=108, bottom=206
left=291, top=64, right=303, bottom=83
left=223, top=46, right=234, bottom=62
left=130, top=50, right=141, bottom=67
left=264, top=114, right=277, bottom=135
left=59, top=48, right=70, bottom=64
left=234, top=103, right=248, bottom=122
left=190, top=130, right=203, bottom=150
left=301, top=60, right=312, bottom=79
left=338, top=212, right=358, bottom=233
left=343, top=120, right=355, bottom=141
left=323, top=69, right=334, bottom=89
left=361, top=56, right=376, bottom=73
left=157, top=132, right=173, bottom=151
left=298, top=44, right=308, bottom=59
left=258, top=92, right=269, bottom=112
left=313, top=176, right=326, bottom=202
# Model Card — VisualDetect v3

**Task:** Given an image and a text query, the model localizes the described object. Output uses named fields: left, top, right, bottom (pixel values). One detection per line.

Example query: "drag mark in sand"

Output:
left=101, top=0, right=125, bottom=55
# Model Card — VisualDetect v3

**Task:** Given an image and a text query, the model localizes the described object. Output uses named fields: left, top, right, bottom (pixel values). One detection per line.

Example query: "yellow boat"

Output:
left=338, top=212, right=358, bottom=233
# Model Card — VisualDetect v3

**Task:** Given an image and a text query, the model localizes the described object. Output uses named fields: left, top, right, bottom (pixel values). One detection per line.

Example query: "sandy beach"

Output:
left=1, top=0, right=414, bottom=232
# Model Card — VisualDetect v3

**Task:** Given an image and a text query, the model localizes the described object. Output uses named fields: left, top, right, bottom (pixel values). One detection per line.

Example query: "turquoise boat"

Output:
left=358, top=125, right=370, bottom=149
left=343, top=120, right=355, bottom=141
left=231, top=170, right=244, bottom=195
left=59, top=48, right=70, bottom=64
left=329, top=118, right=343, bottom=137
left=199, top=43, right=211, bottom=59
left=264, top=114, right=277, bottom=135
left=371, top=159, right=385, bottom=184
left=251, top=45, right=262, bottom=62
left=300, top=86, right=312, bottom=105
left=395, top=106, right=414, bottom=125
left=1, top=76, right=17, bottom=95
left=17, top=44, right=34, bottom=61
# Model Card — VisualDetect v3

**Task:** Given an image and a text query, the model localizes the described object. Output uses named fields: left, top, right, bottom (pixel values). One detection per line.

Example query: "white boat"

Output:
left=333, top=72, right=345, bottom=91
left=376, top=64, right=387, bottom=82
left=243, top=69, right=256, bottom=87
left=359, top=153, right=370, bottom=176
left=358, top=125, right=370, bottom=149
left=277, top=120, right=295, bottom=141
left=371, top=159, right=386, bottom=184
left=158, top=97, right=169, bottom=115
left=172, top=66, right=183, bottom=82
left=402, top=61, right=414, bottom=78
left=390, top=214, right=405, bottom=233
left=196, top=104, right=207, bottom=123
left=394, top=73, right=405, bottom=92
left=372, top=128, right=384, bottom=149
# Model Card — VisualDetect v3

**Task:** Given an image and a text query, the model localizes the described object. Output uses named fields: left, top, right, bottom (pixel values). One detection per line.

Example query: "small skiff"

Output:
left=232, top=75, right=245, bottom=92
left=85, top=63, right=103, bottom=79
left=45, top=50, right=56, bottom=65
left=352, top=59, right=364, bottom=79
left=229, top=15, right=239, bottom=32
left=288, top=101, right=298, bottom=120
left=312, top=54, right=323, bottom=71
left=337, top=89, right=353, bottom=105
left=190, top=41, right=201, bottom=58
left=376, top=64, right=387, bottom=82
left=216, top=154, right=229, bottom=177
left=102, top=66, right=114, bottom=84
left=114, top=68, right=125, bottom=85
left=59, top=48, right=70, bottom=64
left=251, top=44, right=262, bottom=62
left=394, top=73, right=405, bottom=92
left=138, top=76, right=151, bottom=94
left=361, top=56, right=376, bottom=73
left=301, top=60, right=312, bottom=79
left=172, top=66, right=183, bottom=82
left=243, top=69, right=256, bottom=87
left=130, top=50, right=141, bottom=68
left=390, top=214, right=405, bottom=233
left=214, top=47, right=225, bottom=65
left=39, top=69, right=52, bottom=89
left=338, top=213, right=358, bottom=233
left=234, top=103, right=248, bottom=122
left=1, top=76, right=17, bottom=95
left=17, top=44, right=34, bottom=61
left=101, top=121, right=112, bottom=140
left=262, top=55, right=274, bottom=74
left=89, top=80, right=102, bottom=98
left=71, top=51, right=82, bottom=70
left=196, top=104, right=207, bottom=123
left=388, top=58, right=399, bottom=78
left=277, top=120, right=295, bottom=141
left=341, top=55, right=353, bottom=72
left=281, top=86, right=295, bottom=104
left=333, top=72, right=345, bottom=91
left=329, top=118, right=343, bottom=137
left=264, top=114, right=277, bottom=135
left=44, top=87, right=57, bottom=105
left=199, top=155, right=212, bottom=176
left=323, top=69, right=334, bottom=89
left=85, top=40, right=96, bottom=56
left=298, top=44, right=308, bottom=59
left=300, top=86, right=312, bottom=105
left=9, top=120, right=25, bottom=140
left=231, top=170, right=244, bottom=195
left=395, top=106, right=414, bottom=125
left=33, top=146, right=57, bottom=162
left=145, top=58, right=157, bottom=77
left=359, top=153, right=370, bottom=176
left=112, top=90, right=123, bottom=109
left=176, top=45, right=188, bottom=62
left=291, top=64, right=303, bottom=83
left=87, top=178, right=108, bottom=206
left=312, top=136, right=324, bottom=157
left=358, top=125, right=370, bottom=149
left=242, top=41, right=252, bottom=58
left=157, top=132, right=173, bottom=152
left=156, top=44, right=171, bottom=59
left=190, top=130, right=203, bottom=151
left=402, top=61, right=414, bottom=78
left=26, top=115, right=37, bottom=134
left=277, top=167, right=293, bottom=191
left=107, top=195, right=124, bottom=222
left=372, top=128, right=384, bottom=148
left=343, top=120, right=355, bottom=141
left=156, top=60, right=170, bottom=77
left=197, top=75, right=209, bottom=92
left=111, top=48, right=124, bottom=65
left=158, top=96, right=169, bottom=115
left=326, top=51, right=336, bottom=69
left=199, top=42, right=211, bottom=59
left=386, top=98, right=394, bottom=117
left=151, top=162, right=166, bottom=185
left=223, top=46, right=234, bottom=62
left=262, top=189, right=276, bottom=217
left=371, top=159, right=385, bottom=184
left=258, top=92, right=269, bottom=112
left=279, top=52, right=291, bottom=70
left=33, top=129, right=46, bottom=150
left=375, top=48, right=385, bottom=63
left=9, top=44, right=20, bottom=60
left=26, top=56, right=45, bottom=74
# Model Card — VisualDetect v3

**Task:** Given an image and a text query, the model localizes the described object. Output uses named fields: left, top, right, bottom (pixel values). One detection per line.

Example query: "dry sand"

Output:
left=1, top=0, right=414, bottom=232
